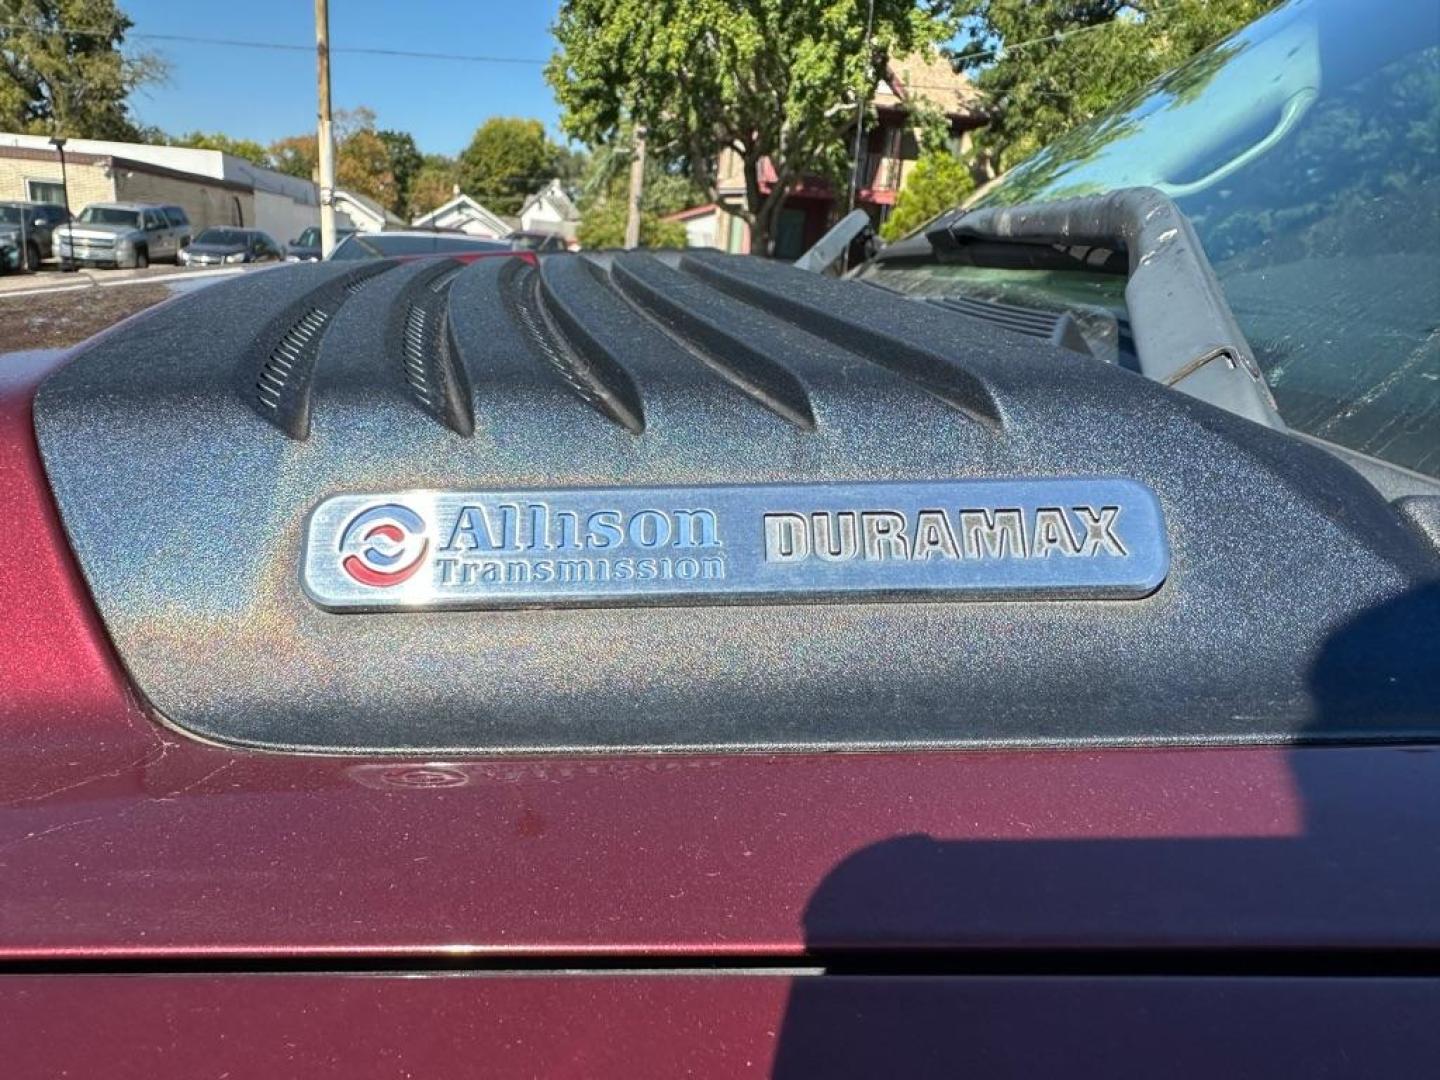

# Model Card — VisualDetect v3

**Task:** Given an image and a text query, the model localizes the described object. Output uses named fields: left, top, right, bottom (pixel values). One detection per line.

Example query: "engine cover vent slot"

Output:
left=504, top=259, right=646, bottom=434
left=241, top=260, right=395, bottom=439
left=388, top=259, right=474, bottom=437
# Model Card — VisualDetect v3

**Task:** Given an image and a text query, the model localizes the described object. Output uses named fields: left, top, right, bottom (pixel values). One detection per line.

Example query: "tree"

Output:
left=269, top=134, right=317, bottom=180
left=377, top=129, right=423, bottom=216
left=268, top=108, right=399, bottom=208
left=167, top=130, right=271, bottom=168
left=548, top=0, right=954, bottom=256
left=552, top=144, right=589, bottom=196
left=407, top=153, right=459, bottom=219
left=457, top=117, right=560, bottom=216
left=953, top=0, right=1282, bottom=174
left=880, top=150, right=975, bottom=240
left=336, top=126, right=397, bottom=209
left=0, top=0, right=166, bottom=138
left=574, top=138, right=700, bottom=248
left=577, top=197, right=686, bottom=249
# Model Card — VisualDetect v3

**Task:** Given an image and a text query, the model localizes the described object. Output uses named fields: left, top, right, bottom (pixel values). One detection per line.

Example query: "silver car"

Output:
left=55, top=202, right=192, bottom=269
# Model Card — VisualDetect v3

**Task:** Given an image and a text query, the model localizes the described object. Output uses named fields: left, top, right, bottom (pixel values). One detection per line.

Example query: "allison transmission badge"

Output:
left=302, top=479, right=1169, bottom=611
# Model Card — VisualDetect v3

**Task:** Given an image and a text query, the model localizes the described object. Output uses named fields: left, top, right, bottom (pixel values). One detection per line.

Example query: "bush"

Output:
left=880, top=152, right=976, bottom=242
left=577, top=197, right=687, bottom=249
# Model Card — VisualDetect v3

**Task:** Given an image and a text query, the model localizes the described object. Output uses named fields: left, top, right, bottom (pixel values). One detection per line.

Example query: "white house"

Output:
left=332, top=188, right=406, bottom=233
left=662, top=203, right=725, bottom=250
left=410, top=193, right=511, bottom=239
left=519, top=179, right=580, bottom=242
left=0, top=132, right=320, bottom=240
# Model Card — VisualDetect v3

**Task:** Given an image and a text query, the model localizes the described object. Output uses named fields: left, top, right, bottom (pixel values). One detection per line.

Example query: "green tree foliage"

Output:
left=576, top=196, right=687, bottom=249
left=574, top=133, right=699, bottom=249
left=548, top=0, right=955, bottom=255
left=880, top=150, right=975, bottom=240
left=457, top=117, right=560, bottom=216
left=377, top=129, right=423, bottom=216
left=953, top=0, right=1282, bottom=173
left=0, top=0, right=165, bottom=138
left=166, top=130, right=271, bottom=168
left=407, top=153, right=459, bottom=219
left=552, top=144, right=589, bottom=194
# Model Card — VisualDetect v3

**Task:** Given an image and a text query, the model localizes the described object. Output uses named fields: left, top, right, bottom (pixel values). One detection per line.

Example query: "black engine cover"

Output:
left=33, top=253, right=1440, bottom=752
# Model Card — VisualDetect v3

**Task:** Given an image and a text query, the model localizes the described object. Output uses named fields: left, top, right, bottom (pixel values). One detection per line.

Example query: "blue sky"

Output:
left=123, top=0, right=565, bottom=156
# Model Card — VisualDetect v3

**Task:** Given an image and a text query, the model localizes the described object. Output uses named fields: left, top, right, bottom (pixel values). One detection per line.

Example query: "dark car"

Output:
left=284, top=224, right=357, bottom=262
left=0, top=200, right=71, bottom=270
left=507, top=229, right=570, bottom=253
left=327, top=229, right=515, bottom=260
left=0, top=0, right=1437, bottom=1075
left=178, top=227, right=284, bottom=267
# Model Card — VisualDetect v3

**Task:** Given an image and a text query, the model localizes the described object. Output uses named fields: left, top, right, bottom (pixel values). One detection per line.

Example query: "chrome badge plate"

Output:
left=302, top=479, right=1169, bottom=611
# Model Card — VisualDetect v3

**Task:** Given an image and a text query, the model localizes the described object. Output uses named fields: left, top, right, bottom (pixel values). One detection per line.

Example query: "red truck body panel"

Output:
left=4, top=341, right=1438, bottom=1075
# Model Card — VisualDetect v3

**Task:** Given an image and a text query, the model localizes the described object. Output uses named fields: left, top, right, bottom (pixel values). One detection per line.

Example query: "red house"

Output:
left=669, top=52, right=985, bottom=257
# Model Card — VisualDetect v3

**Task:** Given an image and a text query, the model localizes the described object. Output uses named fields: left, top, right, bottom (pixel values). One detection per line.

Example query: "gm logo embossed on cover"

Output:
left=302, top=480, right=1170, bottom=611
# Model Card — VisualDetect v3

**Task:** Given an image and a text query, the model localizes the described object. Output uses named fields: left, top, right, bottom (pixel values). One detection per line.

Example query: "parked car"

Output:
left=327, top=229, right=516, bottom=261
left=178, top=227, right=284, bottom=267
left=0, top=200, right=71, bottom=271
left=54, top=202, right=191, bottom=269
left=284, top=224, right=358, bottom=262
left=507, top=229, right=570, bottom=253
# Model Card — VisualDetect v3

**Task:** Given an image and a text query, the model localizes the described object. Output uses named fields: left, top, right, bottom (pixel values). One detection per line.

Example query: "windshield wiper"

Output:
left=921, top=187, right=1283, bottom=431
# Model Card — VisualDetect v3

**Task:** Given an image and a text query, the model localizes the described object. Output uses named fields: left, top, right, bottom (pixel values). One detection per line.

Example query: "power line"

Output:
left=0, top=22, right=549, bottom=65
left=945, top=2, right=1177, bottom=68
left=2, top=6, right=1167, bottom=70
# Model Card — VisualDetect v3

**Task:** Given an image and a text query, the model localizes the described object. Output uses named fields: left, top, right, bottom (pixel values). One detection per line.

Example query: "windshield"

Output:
left=329, top=233, right=511, bottom=259
left=864, top=0, right=1440, bottom=479
left=78, top=207, right=140, bottom=228
left=194, top=228, right=247, bottom=246
left=294, top=227, right=320, bottom=247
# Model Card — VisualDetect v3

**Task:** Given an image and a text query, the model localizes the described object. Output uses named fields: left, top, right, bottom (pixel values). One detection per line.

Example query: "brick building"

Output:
left=0, top=133, right=321, bottom=239
left=0, top=146, right=253, bottom=230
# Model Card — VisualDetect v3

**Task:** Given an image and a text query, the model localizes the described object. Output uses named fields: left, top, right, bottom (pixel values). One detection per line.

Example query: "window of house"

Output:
left=26, top=179, right=66, bottom=204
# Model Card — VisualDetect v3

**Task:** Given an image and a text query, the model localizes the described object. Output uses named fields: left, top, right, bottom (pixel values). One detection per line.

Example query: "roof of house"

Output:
left=334, top=189, right=406, bottom=227
left=410, top=192, right=511, bottom=234
left=662, top=203, right=720, bottom=222
left=520, top=179, right=579, bottom=222
left=877, top=50, right=984, bottom=117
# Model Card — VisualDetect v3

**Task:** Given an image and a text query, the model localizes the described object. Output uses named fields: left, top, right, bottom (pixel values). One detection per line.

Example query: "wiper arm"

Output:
left=925, top=187, right=1283, bottom=430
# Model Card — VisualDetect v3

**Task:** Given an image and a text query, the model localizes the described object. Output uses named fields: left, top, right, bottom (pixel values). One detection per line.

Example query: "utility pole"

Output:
left=842, top=0, right=877, bottom=273
left=315, top=0, right=338, bottom=258
left=624, top=124, right=646, bottom=249
left=49, top=135, right=75, bottom=273
left=846, top=0, right=877, bottom=215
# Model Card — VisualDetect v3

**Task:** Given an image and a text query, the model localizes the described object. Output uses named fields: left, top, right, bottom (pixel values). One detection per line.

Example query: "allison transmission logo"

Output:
left=303, top=480, right=1170, bottom=611
left=337, top=503, right=429, bottom=587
